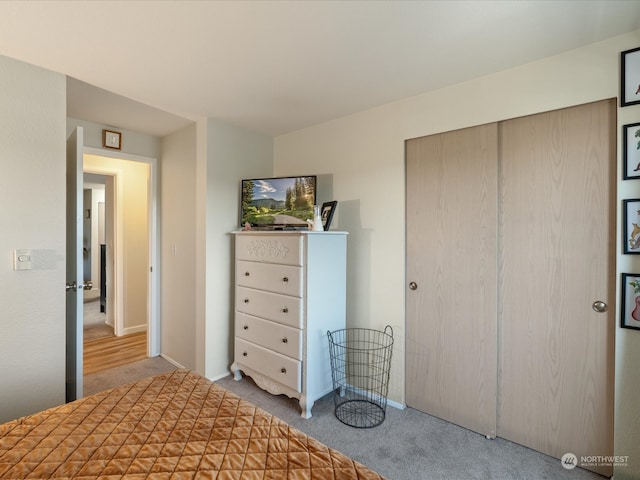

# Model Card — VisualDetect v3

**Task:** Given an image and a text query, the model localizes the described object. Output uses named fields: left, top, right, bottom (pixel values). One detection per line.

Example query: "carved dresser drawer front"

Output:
left=236, top=260, right=303, bottom=297
left=235, top=338, right=302, bottom=392
left=236, top=286, right=302, bottom=329
left=236, top=312, right=302, bottom=360
left=236, top=234, right=303, bottom=266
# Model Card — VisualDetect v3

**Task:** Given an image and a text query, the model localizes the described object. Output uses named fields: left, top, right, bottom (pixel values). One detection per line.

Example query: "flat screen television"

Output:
left=240, top=175, right=316, bottom=229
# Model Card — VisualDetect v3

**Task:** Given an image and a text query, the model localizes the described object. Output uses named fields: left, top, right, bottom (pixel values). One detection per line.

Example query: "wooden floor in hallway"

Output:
left=84, top=332, right=147, bottom=375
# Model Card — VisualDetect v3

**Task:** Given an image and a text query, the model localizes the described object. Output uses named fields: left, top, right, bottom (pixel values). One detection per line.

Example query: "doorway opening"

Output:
left=81, top=148, right=159, bottom=375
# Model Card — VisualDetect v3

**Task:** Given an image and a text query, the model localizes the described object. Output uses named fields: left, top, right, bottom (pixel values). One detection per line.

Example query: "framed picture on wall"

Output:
left=623, top=198, right=640, bottom=254
left=103, top=129, right=122, bottom=150
left=621, top=273, right=640, bottom=330
left=621, top=46, right=640, bottom=107
left=623, top=123, right=640, bottom=179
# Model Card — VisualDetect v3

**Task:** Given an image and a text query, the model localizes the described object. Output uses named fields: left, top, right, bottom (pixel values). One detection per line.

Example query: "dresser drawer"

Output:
left=235, top=338, right=301, bottom=392
left=236, top=313, right=302, bottom=359
left=236, top=234, right=303, bottom=266
left=236, top=260, right=303, bottom=297
left=236, top=286, right=303, bottom=329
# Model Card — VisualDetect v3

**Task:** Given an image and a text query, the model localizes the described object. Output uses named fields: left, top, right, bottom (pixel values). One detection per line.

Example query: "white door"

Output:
left=66, top=127, right=84, bottom=401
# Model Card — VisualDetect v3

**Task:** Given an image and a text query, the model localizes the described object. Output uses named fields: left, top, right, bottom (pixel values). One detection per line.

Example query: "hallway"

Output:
left=83, top=294, right=147, bottom=375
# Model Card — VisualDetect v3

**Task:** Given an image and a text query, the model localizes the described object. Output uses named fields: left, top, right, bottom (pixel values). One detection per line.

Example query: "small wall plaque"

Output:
left=103, top=129, right=121, bottom=150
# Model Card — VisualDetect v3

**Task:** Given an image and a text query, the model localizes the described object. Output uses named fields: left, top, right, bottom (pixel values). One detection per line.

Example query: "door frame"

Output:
left=66, top=127, right=84, bottom=401
left=83, top=146, right=160, bottom=356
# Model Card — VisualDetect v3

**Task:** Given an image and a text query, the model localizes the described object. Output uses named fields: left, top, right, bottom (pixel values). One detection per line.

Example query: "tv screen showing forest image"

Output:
left=241, top=176, right=316, bottom=227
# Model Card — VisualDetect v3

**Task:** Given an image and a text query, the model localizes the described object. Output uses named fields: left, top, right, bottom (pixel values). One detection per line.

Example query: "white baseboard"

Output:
left=208, top=371, right=233, bottom=382
left=339, top=383, right=406, bottom=411
left=159, top=354, right=185, bottom=369
left=387, top=398, right=406, bottom=410
left=121, top=324, right=146, bottom=336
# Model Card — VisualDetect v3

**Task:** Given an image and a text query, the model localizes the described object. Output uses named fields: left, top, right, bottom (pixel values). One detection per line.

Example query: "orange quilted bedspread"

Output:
left=0, top=370, right=385, bottom=479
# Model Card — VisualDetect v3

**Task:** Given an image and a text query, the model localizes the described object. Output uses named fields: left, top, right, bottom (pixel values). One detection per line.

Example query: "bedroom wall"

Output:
left=161, top=124, right=198, bottom=369
left=0, top=55, right=66, bottom=422
left=201, top=118, right=273, bottom=380
left=274, top=30, right=640, bottom=477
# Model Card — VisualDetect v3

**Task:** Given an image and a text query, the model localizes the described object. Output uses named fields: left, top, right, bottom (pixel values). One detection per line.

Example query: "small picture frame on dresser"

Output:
left=321, top=201, right=337, bottom=231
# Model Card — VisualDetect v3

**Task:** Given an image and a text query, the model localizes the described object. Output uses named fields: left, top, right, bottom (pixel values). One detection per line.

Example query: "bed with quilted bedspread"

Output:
left=0, top=369, right=385, bottom=479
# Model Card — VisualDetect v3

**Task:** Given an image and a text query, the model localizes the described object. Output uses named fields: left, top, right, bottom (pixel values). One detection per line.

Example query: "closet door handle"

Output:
left=592, top=300, right=608, bottom=313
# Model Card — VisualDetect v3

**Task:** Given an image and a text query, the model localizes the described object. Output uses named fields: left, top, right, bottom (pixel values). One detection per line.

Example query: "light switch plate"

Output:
left=14, top=249, right=32, bottom=271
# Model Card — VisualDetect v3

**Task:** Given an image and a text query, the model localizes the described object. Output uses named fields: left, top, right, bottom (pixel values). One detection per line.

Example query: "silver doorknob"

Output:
left=409, top=282, right=418, bottom=291
left=592, top=301, right=608, bottom=313
left=66, top=281, right=93, bottom=292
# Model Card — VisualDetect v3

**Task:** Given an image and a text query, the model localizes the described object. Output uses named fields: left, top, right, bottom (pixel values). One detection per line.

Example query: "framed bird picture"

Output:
left=623, top=198, right=640, bottom=254
left=623, top=122, right=640, bottom=180
left=621, top=46, right=640, bottom=107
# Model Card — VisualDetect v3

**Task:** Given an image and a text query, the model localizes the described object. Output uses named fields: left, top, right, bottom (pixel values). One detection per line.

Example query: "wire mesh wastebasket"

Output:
left=327, top=326, right=394, bottom=428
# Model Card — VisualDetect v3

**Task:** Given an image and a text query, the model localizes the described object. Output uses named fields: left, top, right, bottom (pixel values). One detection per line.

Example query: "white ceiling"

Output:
left=1, top=0, right=640, bottom=137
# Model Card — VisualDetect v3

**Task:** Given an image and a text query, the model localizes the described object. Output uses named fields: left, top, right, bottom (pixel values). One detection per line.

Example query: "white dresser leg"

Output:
left=231, top=362, right=243, bottom=381
left=299, top=395, right=313, bottom=419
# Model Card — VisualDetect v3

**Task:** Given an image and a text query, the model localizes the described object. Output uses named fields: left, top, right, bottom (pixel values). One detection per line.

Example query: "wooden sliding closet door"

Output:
left=406, top=123, right=498, bottom=438
left=498, top=99, right=615, bottom=476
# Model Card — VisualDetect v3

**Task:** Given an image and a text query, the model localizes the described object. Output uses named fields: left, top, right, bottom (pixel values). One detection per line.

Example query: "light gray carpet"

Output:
left=217, top=376, right=604, bottom=480
left=83, top=356, right=178, bottom=397
left=83, top=295, right=106, bottom=326
left=82, top=359, right=605, bottom=480
left=83, top=294, right=112, bottom=340
left=83, top=289, right=100, bottom=303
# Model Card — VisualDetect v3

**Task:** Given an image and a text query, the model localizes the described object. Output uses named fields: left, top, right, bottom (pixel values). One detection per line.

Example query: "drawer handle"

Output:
left=244, top=298, right=250, bottom=304
left=244, top=271, right=250, bottom=277
left=243, top=325, right=248, bottom=330
left=282, top=337, right=288, bottom=344
left=283, top=276, right=289, bottom=283
left=280, top=368, right=287, bottom=374
left=243, top=352, right=247, bottom=357
left=282, top=307, right=288, bottom=314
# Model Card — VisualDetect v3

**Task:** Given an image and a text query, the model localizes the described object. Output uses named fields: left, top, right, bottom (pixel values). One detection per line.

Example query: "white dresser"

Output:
left=231, top=231, right=347, bottom=418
